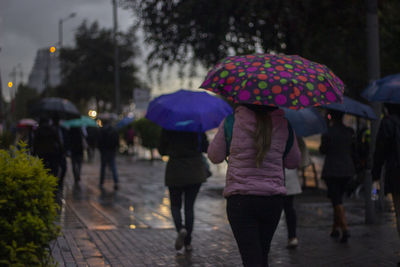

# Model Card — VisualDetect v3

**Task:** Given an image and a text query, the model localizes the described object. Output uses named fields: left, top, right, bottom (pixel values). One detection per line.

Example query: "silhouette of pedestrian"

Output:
left=158, top=129, right=209, bottom=252
left=320, top=110, right=356, bottom=243
left=86, top=126, right=98, bottom=162
left=32, top=117, right=63, bottom=205
left=52, top=116, right=68, bottom=189
left=98, top=120, right=119, bottom=190
left=208, top=104, right=300, bottom=267
left=32, top=118, right=62, bottom=177
left=125, top=125, right=136, bottom=155
left=372, top=103, right=400, bottom=255
left=69, top=127, right=85, bottom=183
left=283, top=139, right=303, bottom=249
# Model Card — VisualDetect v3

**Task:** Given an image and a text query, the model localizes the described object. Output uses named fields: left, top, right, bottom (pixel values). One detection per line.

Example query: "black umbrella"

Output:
left=31, top=97, right=80, bottom=119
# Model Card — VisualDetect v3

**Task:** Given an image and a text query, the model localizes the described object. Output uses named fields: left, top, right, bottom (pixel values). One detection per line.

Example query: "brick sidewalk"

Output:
left=52, top=154, right=400, bottom=266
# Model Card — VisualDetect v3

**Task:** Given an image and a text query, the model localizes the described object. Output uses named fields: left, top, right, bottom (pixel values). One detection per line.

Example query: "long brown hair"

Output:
left=244, top=104, right=277, bottom=167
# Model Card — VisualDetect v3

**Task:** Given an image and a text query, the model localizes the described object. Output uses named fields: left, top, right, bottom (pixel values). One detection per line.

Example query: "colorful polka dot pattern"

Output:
left=200, top=54, right=344, bottom=109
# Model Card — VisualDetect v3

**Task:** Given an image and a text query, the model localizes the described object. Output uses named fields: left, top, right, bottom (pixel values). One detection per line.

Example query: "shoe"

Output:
left=114, top=184, right=119, bottom=190
left=340, top=230, right=350, bottom=243
left=287, top=238, right=298, bottom=249
left=185, top=244, right=193, bottom=252
left=175, top=228, right=187, bottom=250
left=330, top=229, right=340, bottom=238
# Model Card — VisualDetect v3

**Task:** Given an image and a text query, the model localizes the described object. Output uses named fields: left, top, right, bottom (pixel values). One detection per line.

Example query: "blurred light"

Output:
left=129, top=224, right=136, bottom=229
left=88, top=110, right=97, bottom=118
left=327, top=114, right=332, bottom=120
left=97, top=119, right=103, bottom=127
left=49, top=46, right=56, bottom=53
left=161, top=156, right=169, bottom=162
left=129, top=205, right=134, bottom=212
left=162, top=197, right=170, bottom=205
left=8, top=82, right=13, bottom=88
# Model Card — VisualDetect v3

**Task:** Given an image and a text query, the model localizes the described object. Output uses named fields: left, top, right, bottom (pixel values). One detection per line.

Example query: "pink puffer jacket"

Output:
left=208, top=106, right=301, bottom=197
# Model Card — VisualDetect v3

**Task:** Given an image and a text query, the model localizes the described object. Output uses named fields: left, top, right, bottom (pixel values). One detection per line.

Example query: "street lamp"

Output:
left=43, top=45, right=57, bottom=96
left=59, top=12, right=76, bottom=47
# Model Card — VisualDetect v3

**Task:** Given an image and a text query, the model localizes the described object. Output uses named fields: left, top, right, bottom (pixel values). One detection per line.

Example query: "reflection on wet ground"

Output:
left=53, top=150, right=399, bottom=266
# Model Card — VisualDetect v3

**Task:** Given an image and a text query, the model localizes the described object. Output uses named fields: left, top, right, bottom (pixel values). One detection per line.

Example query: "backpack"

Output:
left=223, top=114, right=294, bottom=160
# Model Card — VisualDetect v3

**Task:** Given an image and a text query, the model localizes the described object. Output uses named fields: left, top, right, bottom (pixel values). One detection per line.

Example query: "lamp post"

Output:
left=59, top=12, right=76, bottom=48
left=364, top=0, right=381, bottom=224
left=44, top=46, right=57, bottom=96
left=112, top=0, right=121, bottom=115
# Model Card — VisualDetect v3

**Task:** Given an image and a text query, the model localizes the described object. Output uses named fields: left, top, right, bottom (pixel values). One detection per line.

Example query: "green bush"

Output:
left=0, top=145, right=59, bottom=266
left=133, top=118, right=161, bottom=149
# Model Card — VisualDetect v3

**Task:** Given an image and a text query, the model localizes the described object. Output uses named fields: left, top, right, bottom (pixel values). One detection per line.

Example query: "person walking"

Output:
left=207, top=104, right=300, bottom=267
left=283, top=165, right=302, bottom=249
left=32, top=118, right=63, bottom=177
left=69, top=127, right=85, bottom=183
left=124, top=125, right=136, bottom=155
left=98, top=120, right=119, bottom=190
left=158, top=129, right=209, bottom=252
left=32, top=118, right=64, bottom=205
left=52, top=117, right=68, bottom=188
left=319, top=110, right=356, bottom=243
left=86, top=126, right=98, bottom=162
left=372, top=103, right=400, bottom=255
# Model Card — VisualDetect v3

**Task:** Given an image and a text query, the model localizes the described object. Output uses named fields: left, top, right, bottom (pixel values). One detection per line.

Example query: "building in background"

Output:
left=133, top=87, right=150, bottom=116
left=28, top=48, right=61, bottom=94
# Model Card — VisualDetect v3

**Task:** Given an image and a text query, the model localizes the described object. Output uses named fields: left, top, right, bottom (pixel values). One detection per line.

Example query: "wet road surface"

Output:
left=52, top=151, right=400, bottom=266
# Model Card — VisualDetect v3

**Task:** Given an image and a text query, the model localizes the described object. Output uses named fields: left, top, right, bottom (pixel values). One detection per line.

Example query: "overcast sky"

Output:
left=0, top=0, right=202, bottom=102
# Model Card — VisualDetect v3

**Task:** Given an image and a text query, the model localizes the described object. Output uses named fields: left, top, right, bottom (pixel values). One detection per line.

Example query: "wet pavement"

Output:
left=52, top=149, right=400, bottom=266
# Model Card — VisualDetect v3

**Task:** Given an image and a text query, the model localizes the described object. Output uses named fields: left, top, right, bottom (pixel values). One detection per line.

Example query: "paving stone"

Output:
left=52, top=152, right=400, bottom=266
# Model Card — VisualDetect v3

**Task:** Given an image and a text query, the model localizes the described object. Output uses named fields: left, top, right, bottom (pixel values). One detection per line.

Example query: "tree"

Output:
left=124, top=0, right=400, bottom=97
left=57, top=21, right=145, bottom=112
left=133, top=118, right=161, bottom=160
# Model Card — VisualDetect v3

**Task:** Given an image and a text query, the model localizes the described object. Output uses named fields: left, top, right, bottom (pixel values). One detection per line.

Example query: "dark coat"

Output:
left=372, top=115, right=400, bottom=194
left=98, top=125, right=119, bottom=154
left=320, top=123, right=356, bottom=178
left=68, top=127, right=84, bottom=156
left=32, top=124, right=62, bottom=158
left=158, top=129, right=209, bottom=187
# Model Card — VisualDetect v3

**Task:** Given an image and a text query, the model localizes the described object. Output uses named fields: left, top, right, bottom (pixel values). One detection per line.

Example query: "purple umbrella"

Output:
left=200, top=54, right=344, bottom=110
left=146, top=89, right=233, bottom=132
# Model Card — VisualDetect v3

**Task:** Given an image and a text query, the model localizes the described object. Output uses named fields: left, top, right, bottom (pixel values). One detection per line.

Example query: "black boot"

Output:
left=340, top=230, right=350, bottom=243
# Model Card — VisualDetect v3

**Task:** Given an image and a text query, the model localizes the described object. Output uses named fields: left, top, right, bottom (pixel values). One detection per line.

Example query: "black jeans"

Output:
left=71, top=154, right=82, bottom=182
left=100, top=151, right=119, bottom=185
left=168, top=183, right=201, bottom=245
left=227, top=194, right=283, bottom=267
left=283, top=195, right=297, bottom=239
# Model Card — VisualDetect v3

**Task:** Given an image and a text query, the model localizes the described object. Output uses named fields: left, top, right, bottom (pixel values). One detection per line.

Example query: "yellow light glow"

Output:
left=129, top=206, right=134, bottom=212
left=161, top=156, right=169, bottom=162
left=8, top=82, right=13, bottom=88
left=88, top=110, right=97, bottom=118
left=49, top=46, right=56, bottom=53
left=129, top=224, right=136, bottom=229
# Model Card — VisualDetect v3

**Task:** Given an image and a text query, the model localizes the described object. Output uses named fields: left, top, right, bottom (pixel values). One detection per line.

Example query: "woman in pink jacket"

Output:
left=208, top=104, right=301, bottom=267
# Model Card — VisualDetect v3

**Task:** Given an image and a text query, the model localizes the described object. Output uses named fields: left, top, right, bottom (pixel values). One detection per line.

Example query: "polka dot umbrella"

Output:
left=200, top=54, right=344, bottom=110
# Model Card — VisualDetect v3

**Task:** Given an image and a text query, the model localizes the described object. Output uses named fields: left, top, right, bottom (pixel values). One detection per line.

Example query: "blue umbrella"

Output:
left=362, top=73, right=400, bottom=103
left=116, top=116, right=135, bottom=129
left=322, top=96, right=377, bottom=120
left=146, top=89, right=233, bottom=132
left=283, top=108, right=327, bottom=137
